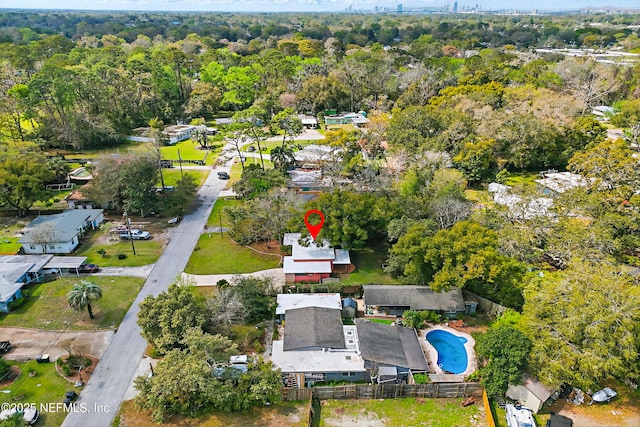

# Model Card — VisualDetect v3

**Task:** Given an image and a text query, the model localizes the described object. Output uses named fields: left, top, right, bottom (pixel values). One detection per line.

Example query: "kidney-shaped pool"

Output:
left=426, top=329, right=468, bottom=374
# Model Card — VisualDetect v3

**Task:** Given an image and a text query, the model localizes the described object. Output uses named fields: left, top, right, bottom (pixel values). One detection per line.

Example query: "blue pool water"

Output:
left=426, top=329, right=468, bottom=374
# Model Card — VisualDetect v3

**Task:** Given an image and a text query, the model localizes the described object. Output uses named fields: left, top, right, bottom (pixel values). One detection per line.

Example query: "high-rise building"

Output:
left=453, top=1, right=458, bottom=12
left=397, top=4, right=403, bottom=13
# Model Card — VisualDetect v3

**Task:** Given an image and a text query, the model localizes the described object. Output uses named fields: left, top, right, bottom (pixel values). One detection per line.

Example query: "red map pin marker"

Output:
left=304, top=210, right=325, bottom=240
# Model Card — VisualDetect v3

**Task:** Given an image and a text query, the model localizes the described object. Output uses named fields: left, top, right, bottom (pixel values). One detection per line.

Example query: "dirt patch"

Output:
left=55, top=355, right=99, bottom=385
left=549, top=398, right=640, bottom=427
left=249, top=240, right=284, bottom=255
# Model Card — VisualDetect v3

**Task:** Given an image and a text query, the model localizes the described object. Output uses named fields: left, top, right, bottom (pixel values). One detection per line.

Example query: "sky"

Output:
left=2, top=0, right=640, bottom=13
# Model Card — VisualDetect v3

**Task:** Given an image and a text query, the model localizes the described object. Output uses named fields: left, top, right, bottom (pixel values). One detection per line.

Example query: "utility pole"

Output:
left=124, top=211, right=136, bottom=256
left=178, top=149, right=184, bottom=180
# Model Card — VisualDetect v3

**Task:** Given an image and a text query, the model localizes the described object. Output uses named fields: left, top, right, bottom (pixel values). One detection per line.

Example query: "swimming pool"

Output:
left=426, top=329, right=468, bottom=374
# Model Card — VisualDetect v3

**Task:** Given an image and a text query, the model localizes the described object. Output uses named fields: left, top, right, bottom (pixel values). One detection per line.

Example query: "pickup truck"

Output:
left=119, top=229, right=151, bottom=240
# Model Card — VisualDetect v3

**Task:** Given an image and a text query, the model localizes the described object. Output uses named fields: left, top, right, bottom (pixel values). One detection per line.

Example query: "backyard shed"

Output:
left=506, top=375, right=554, bottom=414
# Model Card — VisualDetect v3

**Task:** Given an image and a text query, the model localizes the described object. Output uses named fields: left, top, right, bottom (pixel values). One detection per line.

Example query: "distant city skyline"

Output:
left=3, top=0, right=640, bottom=13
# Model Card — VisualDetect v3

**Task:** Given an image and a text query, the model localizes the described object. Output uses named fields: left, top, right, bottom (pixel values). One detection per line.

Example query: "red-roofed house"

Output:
left=282, top=233, right=351, bottom=283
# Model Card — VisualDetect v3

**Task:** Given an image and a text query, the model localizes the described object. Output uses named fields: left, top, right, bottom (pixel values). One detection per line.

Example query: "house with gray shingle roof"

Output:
left=363, top=285, right=465, bottom=317
left=20, top=209, right=104, bottom=254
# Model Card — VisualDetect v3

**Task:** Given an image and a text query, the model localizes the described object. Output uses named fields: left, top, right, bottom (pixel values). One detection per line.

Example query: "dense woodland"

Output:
left=2, top=10, right=640, bottom=417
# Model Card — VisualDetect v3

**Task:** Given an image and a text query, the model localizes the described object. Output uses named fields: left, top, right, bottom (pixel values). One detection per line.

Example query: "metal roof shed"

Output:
left=44, top=257, right=87, bottom=270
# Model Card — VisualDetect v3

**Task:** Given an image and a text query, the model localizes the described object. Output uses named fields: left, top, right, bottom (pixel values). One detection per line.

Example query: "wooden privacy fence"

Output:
left=282, top=383, right=483, bottom=402
left=482, top=389, right=497, bottom=427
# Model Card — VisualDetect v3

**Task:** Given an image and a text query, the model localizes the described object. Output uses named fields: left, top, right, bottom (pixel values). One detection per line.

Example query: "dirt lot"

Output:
left=0, top=327, right=113, bottom=361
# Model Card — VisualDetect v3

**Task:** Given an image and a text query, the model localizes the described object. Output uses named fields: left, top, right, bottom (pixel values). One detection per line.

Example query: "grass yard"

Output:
left=242, top=139, right=322, bottom=153
left=207, top=198, right=242, bottom=228
left=76, top=236, right=164, bottom=267
left=0, top=276, right=144, bottom=330
left=159, top=169, right=210, bottom=187
left=227, top=161, right=243, bottom=188
left=0, top=360, right=72, bottom=427
left=114, top=399, right=309, bottom=427
left=159, top=138, right=220, bottom=166
left=0, top=235, right=21, bottom=255
left=340, top=246, right=399, bottom=285
left=57, top=141, right=150, bottom=160
left=318, top=398, right=487, bottom=427
left=185, top=233, right=280, bottom=275
left=368, top=318, right=394, bottom=325
left=503, top=172, right=540, bottom=187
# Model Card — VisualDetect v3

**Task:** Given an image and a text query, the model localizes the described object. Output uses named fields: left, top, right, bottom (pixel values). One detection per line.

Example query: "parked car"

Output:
left=0, top=407, right=39, bottom=425
left=63, top=391, right=78, bottom=405
left=217, top=171, right=230, bottom=180
left=119, top=229, right=151, bottom=240
left=159, top=160, right=174, bottom=168
left=247, top=145, right=256, bottom=152
left=76, top=264, right=100, bottom=274
left=0, top=340, right=10, bottom=353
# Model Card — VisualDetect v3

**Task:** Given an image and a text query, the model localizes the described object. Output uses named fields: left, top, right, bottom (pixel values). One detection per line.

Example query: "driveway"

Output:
left=94, top=264, right=154, bottom=279
left=0, top=327, right=113, bottom=361
left=62, top=160, right=228, bottom=427
left=266, top=128, right=325, bottom=142
left=182, top=268, right=285, bottom=288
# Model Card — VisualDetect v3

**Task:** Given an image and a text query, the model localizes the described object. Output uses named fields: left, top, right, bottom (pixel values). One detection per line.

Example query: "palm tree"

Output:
left=270, top=146, right=295, bottom=172
left=67, top=281, right=103, bottom=320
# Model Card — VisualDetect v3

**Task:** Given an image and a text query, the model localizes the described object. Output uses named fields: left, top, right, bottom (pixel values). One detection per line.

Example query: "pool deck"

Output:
left=419, top=325, right=477, bottom=379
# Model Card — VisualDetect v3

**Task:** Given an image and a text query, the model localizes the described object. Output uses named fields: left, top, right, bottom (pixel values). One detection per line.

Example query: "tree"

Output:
left=191, top=126, right=209, bottom=149
left=309, top=190, right=395, bottom=250
left=84, top=155, right=159, bottom=215
left=475, top=324, right=531, bottom=396
left=270, top=108, right=303, bottom=149
left=453, top=139, right=497, bottom=184
left=232, top=164, right=286, bottom=199
left=137, top=283, right=207, bottom=354
left=270, top=146, right=295, bottom=172
left=0, top=151, right=55, bottom=216
left=568, top=138, right=640, bottom=192
left=67, top=281, right=102, bottom=320
left=522, top=260, right=640, bottom=389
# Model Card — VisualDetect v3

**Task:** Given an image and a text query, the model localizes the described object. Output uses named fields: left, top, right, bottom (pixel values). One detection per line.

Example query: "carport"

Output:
left=43, top=256, right=87, bottom=276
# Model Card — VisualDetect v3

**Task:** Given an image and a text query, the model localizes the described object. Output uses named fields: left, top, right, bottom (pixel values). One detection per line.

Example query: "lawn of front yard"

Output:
left=114, top=399, right=309, bottom=427
left=159, top=138, right=220, bottom=166
left=159, top=169, right=210, bottom=187
left=206, top=198, right=241, bottom=228
left=0, top=276, right=144, bottom=330
left=319, top=398, right=487, bottom=427
left=184, top=233, right=281, bottom=275
left=76, top=239, right=164, bottom=267
left=340, top=245, right=399, bottom=285
left=0, top=360, right=72, bottom=427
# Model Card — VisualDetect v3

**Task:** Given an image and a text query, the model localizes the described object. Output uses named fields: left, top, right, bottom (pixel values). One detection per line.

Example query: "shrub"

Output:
left=413, top=373, right=430, bottom=384
left=62, top=365, right=71, bottom=376
left=117, top=253, right=127, bottom=260
left=84, top=358, right=92, bottom=367
left=0, top=359, right=11, bottom=378
left=97, top=249, right=107, bottom=257
left=7, top=297, right=25, bottom=311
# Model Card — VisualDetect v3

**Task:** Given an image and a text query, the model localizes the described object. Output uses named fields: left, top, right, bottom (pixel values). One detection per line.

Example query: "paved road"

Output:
left=62, top=167, right=227, bottom=427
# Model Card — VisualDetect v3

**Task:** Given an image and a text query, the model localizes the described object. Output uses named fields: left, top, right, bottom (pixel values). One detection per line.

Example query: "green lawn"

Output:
left=0, top=360, right=72, bottom=427
left=319, top=398, right=485, bottom=427
left=0, top=276, right=144, bottom=330
left=503, top=172, right=540, bottom=187
left=340, top=246, right=399, bottom=285
left=368, top=318, right=394, bottom=325
left=159, top=169, right=209, bottom=187
left=78, top=240, right=163, bottom=267
left=159, top=139, right=220, bottom=166
left=74, top=228, right=163, bottom=267
left=0, top=236, right=21, bottom=255
left=207, top=198, right=242, bottom=228
left=227, top=161, right=243, bottom=189
left=185, top=233, right=280, bottom=275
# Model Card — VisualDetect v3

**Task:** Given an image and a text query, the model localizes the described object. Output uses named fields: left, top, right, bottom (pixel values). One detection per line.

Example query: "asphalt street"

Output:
left=61, top=165, right=228, bottom=427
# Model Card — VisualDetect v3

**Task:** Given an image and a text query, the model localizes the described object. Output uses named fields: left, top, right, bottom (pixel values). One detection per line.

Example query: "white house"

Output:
left=162, top=124, right=195, bottom=144
left=20, top=209, right=104, bottom=254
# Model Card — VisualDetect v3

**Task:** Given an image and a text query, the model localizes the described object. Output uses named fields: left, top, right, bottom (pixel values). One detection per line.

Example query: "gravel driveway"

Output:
left=0, top=327, right=113, bottom=361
